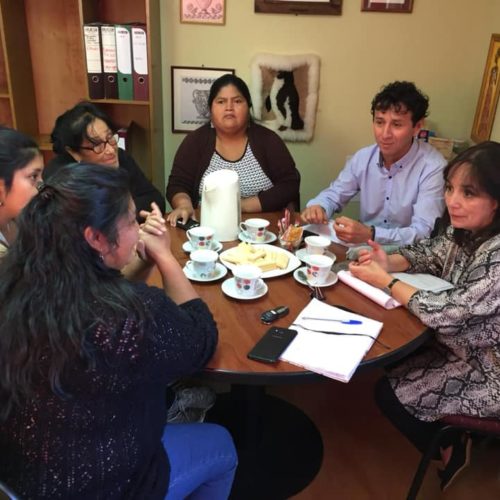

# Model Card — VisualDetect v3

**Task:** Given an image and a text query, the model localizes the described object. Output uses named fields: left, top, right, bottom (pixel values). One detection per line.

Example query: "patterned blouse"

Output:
left=388, top=227, right=500, bottom=422
left=199, top=142, right=274, bottom=199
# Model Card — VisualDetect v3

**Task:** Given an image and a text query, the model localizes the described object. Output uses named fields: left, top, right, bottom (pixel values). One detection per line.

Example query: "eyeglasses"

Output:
left=79, top=133, right=119, bottom=154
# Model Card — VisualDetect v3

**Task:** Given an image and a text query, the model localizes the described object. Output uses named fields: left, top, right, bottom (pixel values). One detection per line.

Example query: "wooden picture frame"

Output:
left=254, top=0, right=342, bottom=16
left=361, top=0, right=413, bottom=13
left=471, top=34, right=500, bottom=143
left=171, top=66, right=234, bottom=133
left=180, top=0, right=226, bottom=25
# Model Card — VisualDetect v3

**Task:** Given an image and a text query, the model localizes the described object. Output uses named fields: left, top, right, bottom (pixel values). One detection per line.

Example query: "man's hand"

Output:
left=300, top=205, right=328, bottom=224
left=333, top=216, right=372, bottom=244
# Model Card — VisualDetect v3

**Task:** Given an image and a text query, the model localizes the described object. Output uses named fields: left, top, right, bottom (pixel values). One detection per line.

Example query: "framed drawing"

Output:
left=254, top=0, right=342, bottom=16
left=471, top=34, right=500, bottom=143
left=180, top=0, right=226, bottom=25
left=250, top=53, right=320, bottom=142
left=171, top=66, right=234, bottom=133
left=361, top=0, right=413, bottom=13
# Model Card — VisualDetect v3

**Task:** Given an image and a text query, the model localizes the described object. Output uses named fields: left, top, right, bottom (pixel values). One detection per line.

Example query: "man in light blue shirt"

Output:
left=301, top=81, right=446, bottom=245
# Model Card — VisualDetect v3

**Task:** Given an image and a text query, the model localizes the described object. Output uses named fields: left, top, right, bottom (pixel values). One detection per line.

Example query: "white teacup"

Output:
left=233, top=264, right=263, bottom=297
left=305, top=254, right=334, bottom=285
left=185, top=249, right=218, bottom=279
left=305, top=235, right=331, bottom=255
left=239, top=218, right=270, bottom=243
left=187, top=226, right=215, bottom=251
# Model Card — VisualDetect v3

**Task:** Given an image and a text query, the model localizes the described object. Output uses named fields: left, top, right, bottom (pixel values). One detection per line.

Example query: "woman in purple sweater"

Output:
left=0, top=163, right=237, bottom=499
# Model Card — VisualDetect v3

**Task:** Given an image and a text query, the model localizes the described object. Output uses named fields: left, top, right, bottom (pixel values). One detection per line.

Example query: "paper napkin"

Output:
left=280, top=298, right=383, bottom=383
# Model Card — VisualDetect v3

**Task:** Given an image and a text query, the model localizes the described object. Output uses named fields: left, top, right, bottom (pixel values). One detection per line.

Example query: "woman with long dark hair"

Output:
left=0, top=163, right=237, bottom=499
left=349, top=141, right=500, bottom=491
left=0, top=126, right=43, bottom=255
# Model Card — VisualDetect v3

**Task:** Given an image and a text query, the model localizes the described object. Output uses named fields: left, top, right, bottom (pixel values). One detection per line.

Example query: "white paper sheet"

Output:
left=280, top=298, right=383, bottom=383
left=337, top=270, right=402, bottom=309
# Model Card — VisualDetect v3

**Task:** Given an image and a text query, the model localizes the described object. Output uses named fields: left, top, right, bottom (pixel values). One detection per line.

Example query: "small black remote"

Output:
left=260, top=305, right=290, bottom=324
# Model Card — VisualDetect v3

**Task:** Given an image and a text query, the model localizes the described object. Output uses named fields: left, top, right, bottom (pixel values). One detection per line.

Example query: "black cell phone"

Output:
left=176, top=218, right=200, bottom=231
left=260, top=305, right=289, bottom=324
left=247, top=327, right=298, bottom=364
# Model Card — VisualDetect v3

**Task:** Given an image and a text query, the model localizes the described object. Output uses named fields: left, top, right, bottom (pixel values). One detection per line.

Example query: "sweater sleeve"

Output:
left=250, top=125, right=301, bottom=211
left=166, top=126, right=212, bottom=209
left=119, top=149, right=166, bottom=215
left=86, top=284, right=218, bottom=387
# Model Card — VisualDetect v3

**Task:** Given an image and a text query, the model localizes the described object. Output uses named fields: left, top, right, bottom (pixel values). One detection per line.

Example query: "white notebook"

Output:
left=280, top=298, right=383, bottom=383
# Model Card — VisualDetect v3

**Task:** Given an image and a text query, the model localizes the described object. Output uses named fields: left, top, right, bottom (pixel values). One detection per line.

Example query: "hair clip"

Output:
left=37, top=182, right=56, bottom=201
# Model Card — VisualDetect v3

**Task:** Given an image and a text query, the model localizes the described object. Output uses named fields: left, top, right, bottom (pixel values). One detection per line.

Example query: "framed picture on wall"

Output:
left=180, top=0, right=226, bottom=25
left=361, top=0, right=413, bottom=13
left=171, top=66, right=235, bottom=133
left=471, top=34, right=500, bottom=143
left=254, top=0, right=342, bottom=16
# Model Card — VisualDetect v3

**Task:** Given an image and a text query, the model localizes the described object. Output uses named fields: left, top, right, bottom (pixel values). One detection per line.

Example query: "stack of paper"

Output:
left=280, top=298, right=383, bottom=383
left=392, top=272, right=454, bottom=292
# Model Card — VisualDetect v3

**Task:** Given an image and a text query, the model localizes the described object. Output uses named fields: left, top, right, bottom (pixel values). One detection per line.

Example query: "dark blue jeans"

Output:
left=163, top=423, right=237, bottom=499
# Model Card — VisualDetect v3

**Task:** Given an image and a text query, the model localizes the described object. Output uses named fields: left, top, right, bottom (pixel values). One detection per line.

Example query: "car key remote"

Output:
left=260, top=305, right=290, bottom=324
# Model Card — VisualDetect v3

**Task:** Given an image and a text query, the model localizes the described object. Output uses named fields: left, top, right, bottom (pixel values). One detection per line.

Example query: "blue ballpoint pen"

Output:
left=301, top=316, right=363, bottom=325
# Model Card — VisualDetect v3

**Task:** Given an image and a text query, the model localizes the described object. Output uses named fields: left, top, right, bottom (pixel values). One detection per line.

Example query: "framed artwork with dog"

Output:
left=250, top=53, right=320, bottom=142
left=171, top=66, right=234, bottom=133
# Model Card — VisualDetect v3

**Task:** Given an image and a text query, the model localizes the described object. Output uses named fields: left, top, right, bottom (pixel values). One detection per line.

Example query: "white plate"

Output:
left=221, top=277, right=268, bottom=300
left=238, top=231, right=277, bottom=244
left=295, top=248, right=337, bottom=264
left=219, top=244, right=301, bottom=279
left=183, top=262, right=228, bottom=282
left=293, top=266, right=338, bottom=288
left=182, top=240, right=223, bottom=253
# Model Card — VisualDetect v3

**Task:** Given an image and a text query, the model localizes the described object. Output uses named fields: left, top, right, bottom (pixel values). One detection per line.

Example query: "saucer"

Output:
left=238, top=231, right=277, bottom=245
left=182, top=240, right=223, bottom=253
left=183, top=262, right=228, bottom=282
left=293, top=266, right=338, bottom=288
left=221, top=277, right=268, bottom=300
left=295, top=248, right=336, bottom=264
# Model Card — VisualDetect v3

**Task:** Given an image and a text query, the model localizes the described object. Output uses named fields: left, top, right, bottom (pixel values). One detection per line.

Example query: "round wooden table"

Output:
left=149, top=212, right=430, bottom=499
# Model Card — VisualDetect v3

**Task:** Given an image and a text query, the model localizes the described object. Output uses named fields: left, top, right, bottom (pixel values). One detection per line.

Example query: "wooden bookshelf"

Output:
left=0, top=0, right=164, bottom=188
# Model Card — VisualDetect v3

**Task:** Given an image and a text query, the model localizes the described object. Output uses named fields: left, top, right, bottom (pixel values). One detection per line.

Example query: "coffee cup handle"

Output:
left=239, top=222, right=247, bottom=234
left=185, top=260, right=194, bottom=272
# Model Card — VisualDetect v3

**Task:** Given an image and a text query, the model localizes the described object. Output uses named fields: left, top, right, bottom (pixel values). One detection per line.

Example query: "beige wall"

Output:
left=160, top=0, right=500, bottom=210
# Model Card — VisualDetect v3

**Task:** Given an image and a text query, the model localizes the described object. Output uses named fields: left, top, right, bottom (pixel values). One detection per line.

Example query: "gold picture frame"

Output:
left=471, top=34, right=500, bottom=143
left=180, top=0, right=226, bottom=25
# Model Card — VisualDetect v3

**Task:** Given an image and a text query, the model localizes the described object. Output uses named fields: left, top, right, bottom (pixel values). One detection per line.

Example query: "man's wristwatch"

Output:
left=382, top=277, right=400, bottom=296
left=370, top=225, right=376, bottom=240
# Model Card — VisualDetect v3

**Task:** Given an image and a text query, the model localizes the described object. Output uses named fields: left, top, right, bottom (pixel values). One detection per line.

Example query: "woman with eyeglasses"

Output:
left=44, top=101, right=165, bottom=217
left=0, top=126, right=44, bottom=256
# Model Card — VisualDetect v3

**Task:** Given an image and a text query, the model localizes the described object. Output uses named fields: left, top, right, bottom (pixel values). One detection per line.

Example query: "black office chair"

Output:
left=406, top=414, right=500, bottom=500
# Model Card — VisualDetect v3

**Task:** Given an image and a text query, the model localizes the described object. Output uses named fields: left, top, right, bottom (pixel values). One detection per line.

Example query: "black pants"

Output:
left=375, top=376, right=456, bottom=457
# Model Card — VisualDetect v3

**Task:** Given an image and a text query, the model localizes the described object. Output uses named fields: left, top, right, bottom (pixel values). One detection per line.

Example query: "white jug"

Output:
left=200, top=169, right=241, bottom=241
